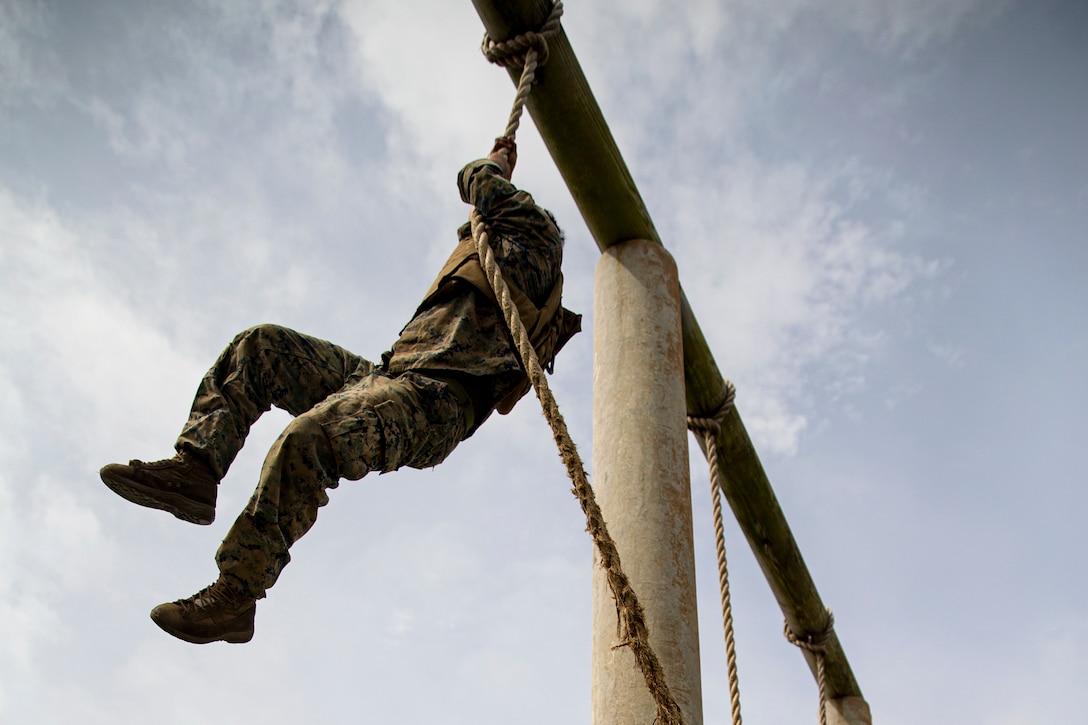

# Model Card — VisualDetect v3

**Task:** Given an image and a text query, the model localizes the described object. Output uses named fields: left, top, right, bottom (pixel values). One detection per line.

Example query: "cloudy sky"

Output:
left=2, top=0, right=1085, bottom=722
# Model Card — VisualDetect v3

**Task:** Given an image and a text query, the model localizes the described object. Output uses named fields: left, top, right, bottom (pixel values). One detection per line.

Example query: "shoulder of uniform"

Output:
left=457, top=159, right=506, bottom=199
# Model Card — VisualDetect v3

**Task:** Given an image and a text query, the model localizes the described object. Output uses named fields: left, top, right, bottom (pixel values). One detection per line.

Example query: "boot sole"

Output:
left=100, top=470, right=215, bottom=525
left=150, top=611, right=254, bottom=644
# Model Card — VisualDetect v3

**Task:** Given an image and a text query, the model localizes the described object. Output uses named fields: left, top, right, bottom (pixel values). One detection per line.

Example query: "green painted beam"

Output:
left=470, top=0, right=864, bottom=702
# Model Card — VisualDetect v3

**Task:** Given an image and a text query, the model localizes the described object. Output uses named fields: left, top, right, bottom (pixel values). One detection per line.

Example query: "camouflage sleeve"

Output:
left=458, top=159, right=518, bottom=216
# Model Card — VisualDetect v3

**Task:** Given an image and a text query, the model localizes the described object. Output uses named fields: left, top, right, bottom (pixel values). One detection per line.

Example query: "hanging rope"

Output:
left=480, top=0, right=564, bottom=142
left=784, top=609, right=836, bottom=725
left=473, top=4, right=684, bottom=723
left=473, top=211, right=683, bottom=725
left=686, top=382, right=743, bottom=725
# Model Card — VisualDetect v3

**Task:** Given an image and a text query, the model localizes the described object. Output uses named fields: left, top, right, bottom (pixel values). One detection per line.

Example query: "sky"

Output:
left=1, top=0, right=1086, bottom=723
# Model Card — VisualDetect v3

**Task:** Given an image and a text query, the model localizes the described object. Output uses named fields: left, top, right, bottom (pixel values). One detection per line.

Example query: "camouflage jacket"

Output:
left=384, top=159, right=579, bottom=428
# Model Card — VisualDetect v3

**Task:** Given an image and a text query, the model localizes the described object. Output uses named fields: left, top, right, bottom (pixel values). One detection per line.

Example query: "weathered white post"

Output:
left=592, top=239, right=702, bottom=725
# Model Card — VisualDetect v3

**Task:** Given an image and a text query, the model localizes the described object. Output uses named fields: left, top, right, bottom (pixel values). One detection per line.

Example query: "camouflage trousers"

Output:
left=174, top=324, right=471, bottom=598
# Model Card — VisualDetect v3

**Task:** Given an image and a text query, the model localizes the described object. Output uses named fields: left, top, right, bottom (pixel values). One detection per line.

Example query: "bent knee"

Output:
left=281, top=414, right=333, bottom=451
left=268, top=414, right=340, bottom=487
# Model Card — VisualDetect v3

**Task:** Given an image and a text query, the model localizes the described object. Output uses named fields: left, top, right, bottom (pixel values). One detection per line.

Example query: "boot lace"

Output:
left=178, top=582, right=242, bottom=613
left=129, top=454, right=186, bottom=470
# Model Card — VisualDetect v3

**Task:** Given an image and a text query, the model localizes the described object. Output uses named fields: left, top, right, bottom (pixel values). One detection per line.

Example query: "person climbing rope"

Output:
left=100, top=138, right=580, bottom=644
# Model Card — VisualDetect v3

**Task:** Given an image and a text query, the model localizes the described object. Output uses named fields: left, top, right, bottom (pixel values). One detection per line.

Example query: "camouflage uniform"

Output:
left=175, top=159, right=571, bottom=598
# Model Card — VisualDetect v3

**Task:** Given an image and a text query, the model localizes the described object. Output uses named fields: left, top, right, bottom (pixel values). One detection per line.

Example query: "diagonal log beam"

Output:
left=470, top=0, right=865, bottom=703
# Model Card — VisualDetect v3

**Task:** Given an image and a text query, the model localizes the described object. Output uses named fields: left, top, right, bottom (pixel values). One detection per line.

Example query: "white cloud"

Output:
left=26, top=478, right=118, bottom=592
left=0, top=190, right=205, bottom=456
left=826, top=0, right=1004, bottom=56
left=569, top=0, right=1002, bottom=167
left=0, top=585, right=58, bottom=671
left=81, top=90, right=209, bottom=173
left=0, top=469, right=117, bottom=714
left=661, top=154, right=939, bottom=453
left=928, top=339, right=968, bottom=368
left=0, top=187, right=206, bottom=714
left=0, top=359, right=28, bottom=468
left=340, top=0, right=521, bottom=199
left=0, top=0, right=63, bottom=107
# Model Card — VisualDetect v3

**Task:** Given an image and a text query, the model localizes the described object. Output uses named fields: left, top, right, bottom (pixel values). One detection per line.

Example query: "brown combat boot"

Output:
left=150, top=580, right=256, bottom=644
left=99, top=451, right=218, bottom=525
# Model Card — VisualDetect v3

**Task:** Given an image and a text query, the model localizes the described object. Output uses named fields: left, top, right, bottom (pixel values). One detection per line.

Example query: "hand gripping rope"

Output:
left=471, top=3, right=685, bottom=724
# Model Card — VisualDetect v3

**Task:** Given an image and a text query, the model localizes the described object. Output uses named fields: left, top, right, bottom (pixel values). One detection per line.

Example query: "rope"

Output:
left=475, top=6, right=684, bottom=722
left=480, top=0, right=564, bottom=142
left=784, top=609, right=836, bottom=725
left=686, top=382, right=743, bottom=725
left=480, top=8, right=834, bottom=725
left=471, top=210, right=683, bottom=725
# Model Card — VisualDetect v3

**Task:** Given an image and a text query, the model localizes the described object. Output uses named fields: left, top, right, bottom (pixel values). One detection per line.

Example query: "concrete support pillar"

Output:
left=592, top=239, right=702, bottom=725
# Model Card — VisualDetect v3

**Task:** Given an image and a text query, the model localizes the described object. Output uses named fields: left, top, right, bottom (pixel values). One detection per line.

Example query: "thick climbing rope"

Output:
left=784, top=610, right=836, bottom=725
left=479, top=0, right=564, bottom=141
left=686, top=382, right=743, bottom=725
left=473, top=213, right=683, bottom=725
left=474, top=4, right=684, bottom=724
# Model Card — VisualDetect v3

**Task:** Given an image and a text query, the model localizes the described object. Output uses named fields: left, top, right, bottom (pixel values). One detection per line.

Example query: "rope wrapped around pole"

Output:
left=687, top=382, right=743, bottom=725
left=784, top=609, right=836, bottom=725
left=480, top=0, right=563, bottom=142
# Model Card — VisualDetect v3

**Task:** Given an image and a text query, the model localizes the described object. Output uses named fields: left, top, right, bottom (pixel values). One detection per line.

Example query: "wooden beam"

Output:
left=470, top=0, right=865, bottom=703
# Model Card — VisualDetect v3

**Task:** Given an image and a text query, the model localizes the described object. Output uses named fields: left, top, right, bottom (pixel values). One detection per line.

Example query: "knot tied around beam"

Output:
left=480, top=0, right=564, bottom=69
left=784, top=609, right=837, bottom=725
left=479, top=0, right=565, bottom=142
left=686, top=379, right=744, bottom=725
left=783, top=609, right=836, bottom=655
left=686, top=380, right=737, bottom=440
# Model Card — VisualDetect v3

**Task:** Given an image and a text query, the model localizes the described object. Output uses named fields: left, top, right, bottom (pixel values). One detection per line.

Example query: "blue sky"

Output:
left=1, top=1, right=1085, bottom=723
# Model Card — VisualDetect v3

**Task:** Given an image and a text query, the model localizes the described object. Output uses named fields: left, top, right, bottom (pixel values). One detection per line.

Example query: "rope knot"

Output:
left=480, top=0, right=564, bottom=70
left=783, top=608, right=836, bottom=654
left=482, top=30, right=549, bottom=68
left=784, top=609, right=836, bottom=725
left=686, top=379, right=737, bottom=439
